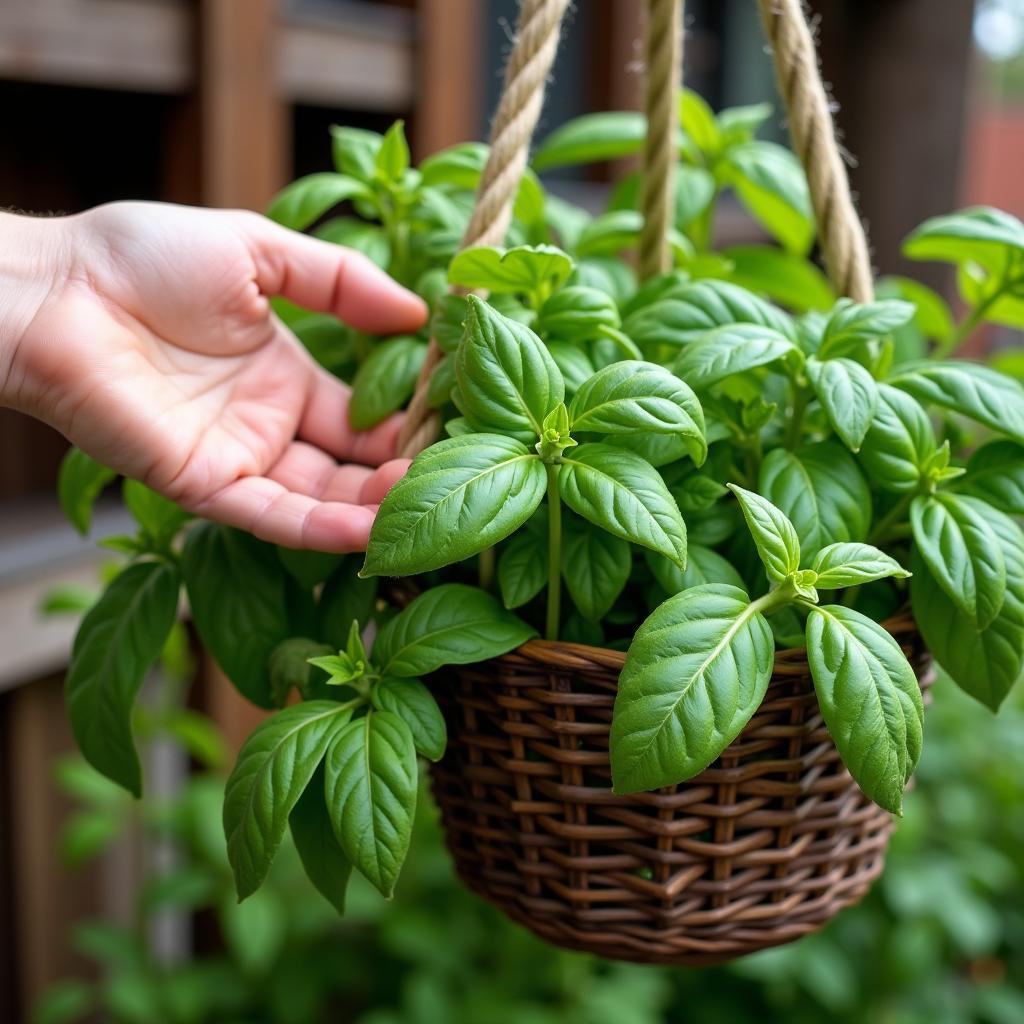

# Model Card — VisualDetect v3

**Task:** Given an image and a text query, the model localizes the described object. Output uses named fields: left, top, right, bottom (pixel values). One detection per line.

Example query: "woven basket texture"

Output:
left=429, top=609, right=931, bottom=964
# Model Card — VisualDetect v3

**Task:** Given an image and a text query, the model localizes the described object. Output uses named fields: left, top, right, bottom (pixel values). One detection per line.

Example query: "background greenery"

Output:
left=35, top=670, right=1024, bottom=1024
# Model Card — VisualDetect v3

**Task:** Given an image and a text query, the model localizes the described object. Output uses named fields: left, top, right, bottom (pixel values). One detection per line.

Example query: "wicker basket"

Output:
left=428, top=610, right=930, bottom=964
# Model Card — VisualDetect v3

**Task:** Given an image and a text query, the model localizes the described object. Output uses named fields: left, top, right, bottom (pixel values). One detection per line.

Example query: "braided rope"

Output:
left=756, top=0, right=874, bottom=301
left=397, top=0, right=572, bottom=458
left=638, top=0, right=683, bottom=282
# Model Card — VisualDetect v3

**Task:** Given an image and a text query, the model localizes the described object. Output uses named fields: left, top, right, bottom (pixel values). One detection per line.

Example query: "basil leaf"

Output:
left=547, top=341, right=596, bottom=395
left=723, top=245, right=835, bottom=313
left=374, top=582, right=535, bottom=676
left=223, top=701, right=352, bottom=899
left=374, top=120, right=409, bottom=183
left=448, top=245, right=574, bottom=296
left=806, top=357, right=879, bottom=452
left=858, top=384, right=936, bottom=493
left=759, top=442, right=871, bottom=556
left=890, top=361, right=1024, bottom=445
left=323, top=711, right=418, bottom=898
left=910, top=493, right=1007, bottom=629
left=718, top=101, right=773, bottom=145
left=671, top=324, right=798, bottom=390
left=288, top=764, right=352, bottom=915
left=679, top=89, right=721, bottom=158
left=903, top=206, right=1024, bottom=273
left=314, top=218, right=390, bottom=269
left=561, top=517, right=631, bottom=620
left=811, top=542, right=911, bottom=589
left=532, top=111, right=646, bottom=171
left=817, top=299, right=915, bottom=359
left=266, top=173, right=371, bottom=231
left=455, top=297, right=564, bottom=438
left=575, top=210, right=641, bottom=258
left=805, top=605, right=924, bottom=814
left=318, top=561, right=377, bottom=651
left=330, top=126, right=382, bottom=181
left=537, top=286, right=620, bottom=342
left=348, top=337, right=427, bottom=430
left=727, top=484, right=800, bottom=583
left=362, top=434, right=546, bottom=577
left=611, top=584, right=774, bottom=792
left=558, top=443, right=687, bottom=568
left=182, top=524, right=292, bottom=708
left=567, top=361, right=706, bottom=462
left=623, top=279, right=795, bottom=351
left=58, top=447, right=116, bottom=535
left=371, top=676, right=447, bottom=762
left=645, top=544, right=744, bottom=595
left=276, top=548, right=343, bottom=591
left=911, top=506, right=1024, bottom=711
left=121, top=481, right=190, bottom=548
left=961, top=440, right=1024, bottom=515
left=66, top=561, right=181, bottom=796
left=498, top=529, right=548, bottom=609
left=724, top=141, right=814, bottom=255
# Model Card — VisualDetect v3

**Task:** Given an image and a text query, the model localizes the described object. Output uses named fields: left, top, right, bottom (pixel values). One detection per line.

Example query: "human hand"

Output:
left=0, top=202, right=428, bottom=551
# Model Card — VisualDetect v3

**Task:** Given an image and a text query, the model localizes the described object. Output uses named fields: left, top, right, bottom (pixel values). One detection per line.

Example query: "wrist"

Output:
left=0, top=212, right=74, bottom=414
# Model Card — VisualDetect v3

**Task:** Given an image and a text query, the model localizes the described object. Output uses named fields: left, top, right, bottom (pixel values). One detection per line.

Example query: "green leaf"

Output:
left=447, top=245, right=574, bottom=296
left=910, top=493, right=1006, bottom=629
left=805, top=605, right=923, bottom=814
left=876, top=275, right=955, bottom=344
left=288, top=763, right=352, bottom=915
left=558, top=443, right=688, bottom=568
left=375, top=120, right=409, bottom=183
left=532, top=111, right=646, bottom=171
left=548, top=341, right=597, bottom=395
left=960, top=440, right=1024, bottom=515
left=723, top=245, right=835, bottom=312
left=575, top=210, right=642, bottom=258
left=561, top=517, right=631, bottom=620
left=679, top=89, right=721, bottom=158
left=858, top=383, right=936, bottom=493
left=758, top=442, right=871, bottom=556
left=817, top=299, right=915, bottom=359
left=182, top=524, right=293, bottom=708
left=890, top=361, right=1024, bottom=446
left=727, top=484, right=801, bottom=583
left=645, top=544, right=744, bottom=595
left=269, top=638, right=334, bottom=704
left=122, top=480, right=190, bottom=547
left=372, top=676, right=447, bottom=761
left=724, top=141, right=814, bottom=254
left=806, top=357, right=879, bottom=451
left=455, top=296, right=564, bottom=438
left=58, top=447, right=116, bottom=535
left=318, top=560, right=377, bottom=651
left=330, top=126, right=383, bottom=181
left=373, top=582, right=535, bottom=676
left=348, top=336, right=427, bottom=430
left=362, top=434, right=546, bottom=577
left=903, top=206, right=1024, bottom=272
left=224, top=701, right=352, bottom=900
left=276, top=547, right=343, bottom=590
left=671, top=324, right=797, bottom=390
left=623, top=279, right=795, bottom=351
left=498, top=525, right=548, bottom=609
left=567, top=361, right=706, bottom=463
left=717, top=101, right=773, bottom=144
left=66, top=561, right=181, bottom=796
left=811, top=542, right=911, bottom=589
left=323, top=711, right=418, bottom=898
left=611, top=584, right=774, bottom=792
left=314, top=217, right=390, bottom=268
left=911, top=505, right=1024, bottom=711
left=266, top=173, right=371, bottom=231
left=537, top=286, right=620, bottom=342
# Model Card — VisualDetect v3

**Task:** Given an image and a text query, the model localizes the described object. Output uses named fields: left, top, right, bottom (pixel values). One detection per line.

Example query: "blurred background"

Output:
left=1, top=1, right=1023, bottom=1022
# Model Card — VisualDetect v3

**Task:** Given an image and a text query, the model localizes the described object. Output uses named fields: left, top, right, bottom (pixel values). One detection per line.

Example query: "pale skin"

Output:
left=0, top=202, right=428, bottom=551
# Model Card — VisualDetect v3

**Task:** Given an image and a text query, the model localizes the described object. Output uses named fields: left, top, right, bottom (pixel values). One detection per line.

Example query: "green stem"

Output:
left=545, top=464, right=562, bottom=641
left=868, top=492, right=915, bottom=546
left=945, top=272, right=1024, bottom=355
left=784, top=385, right=809, bottom=449
left=478, top=547, right=495, bottom=593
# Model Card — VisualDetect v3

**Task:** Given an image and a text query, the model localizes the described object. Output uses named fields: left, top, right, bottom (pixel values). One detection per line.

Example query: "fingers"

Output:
left=192, top=476, right=378, bottom=553
left=266, top=443, right=408, bottom=505
left=298, top=367, right=407, bottom=466
left=244, top=215, right=427, bottom=334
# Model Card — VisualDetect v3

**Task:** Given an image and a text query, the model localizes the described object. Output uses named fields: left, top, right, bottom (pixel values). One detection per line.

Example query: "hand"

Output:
left=1, top=202, right=428, bottom=551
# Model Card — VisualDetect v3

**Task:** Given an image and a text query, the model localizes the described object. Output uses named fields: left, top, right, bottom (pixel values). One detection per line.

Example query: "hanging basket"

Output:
left=393, top=0, right=921, bottom=963
left=428, top=612, right=931, bottom=964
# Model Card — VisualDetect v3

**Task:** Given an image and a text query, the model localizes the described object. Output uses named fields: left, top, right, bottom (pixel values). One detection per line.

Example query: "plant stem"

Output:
left=478, top=547, right=495, bottom=592
left=868, top=492, right=915, bottom=546
left=784, top=385, right=809, bottom=449
left=545, top=464, right=562, bottom=641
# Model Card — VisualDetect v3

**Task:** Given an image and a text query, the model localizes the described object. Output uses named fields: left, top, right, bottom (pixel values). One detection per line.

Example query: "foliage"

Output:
left=54, top=105, right=1024, bottom=915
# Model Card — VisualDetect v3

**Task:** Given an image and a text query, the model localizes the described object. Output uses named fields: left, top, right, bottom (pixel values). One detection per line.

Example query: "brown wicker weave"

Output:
left=429, top=609, right=930, bottom=964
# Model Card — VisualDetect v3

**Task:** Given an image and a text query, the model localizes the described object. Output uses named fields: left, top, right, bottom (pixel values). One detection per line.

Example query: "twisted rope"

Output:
left=756, top=0, right=874, bottom=302
left=638, top=0, right=683, bottom=282
left=397, top=0, right=572, bottom=458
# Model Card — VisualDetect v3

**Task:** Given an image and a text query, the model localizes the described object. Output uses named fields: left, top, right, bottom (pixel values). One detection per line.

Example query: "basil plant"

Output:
left=58, top=101, right=1024, bottom=916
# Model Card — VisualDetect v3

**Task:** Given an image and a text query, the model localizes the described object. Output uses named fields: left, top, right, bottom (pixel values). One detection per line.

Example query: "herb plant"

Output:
left=58, top=101, right=1024, bottom=914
